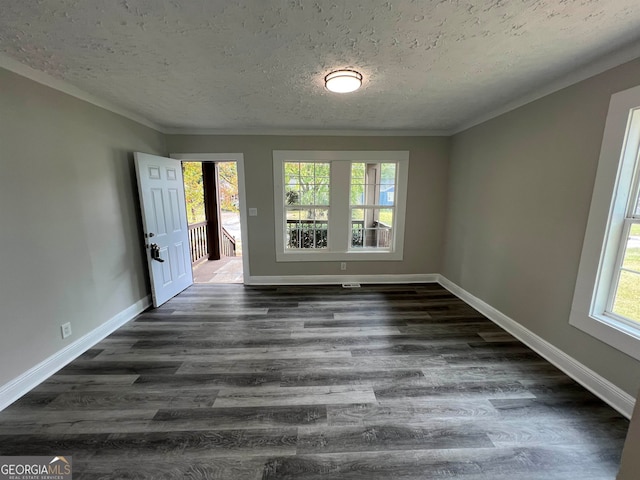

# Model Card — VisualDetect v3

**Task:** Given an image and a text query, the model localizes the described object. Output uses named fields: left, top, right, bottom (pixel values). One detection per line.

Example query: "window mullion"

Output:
left=329, top=161, right=350, bottom=252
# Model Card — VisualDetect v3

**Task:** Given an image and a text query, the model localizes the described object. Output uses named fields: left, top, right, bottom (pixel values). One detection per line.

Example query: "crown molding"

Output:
left=0, top=55, right=448, bottom=137
left=5, top=38, right=640, bottom=140
left=0, top=53, right=164, bottom=133
left=0, top=56, right=450, bottom=137
left=162, top=127, right=451, bottom=137
left=452, top=41, right=640, bottom=135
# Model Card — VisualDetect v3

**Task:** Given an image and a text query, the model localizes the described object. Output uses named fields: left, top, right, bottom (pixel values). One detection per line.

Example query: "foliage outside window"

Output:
left=284, top=162, right=330, bottom=249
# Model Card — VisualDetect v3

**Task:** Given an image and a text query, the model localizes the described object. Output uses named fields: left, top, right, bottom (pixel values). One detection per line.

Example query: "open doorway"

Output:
left=182, top=160, right=244, bottom=283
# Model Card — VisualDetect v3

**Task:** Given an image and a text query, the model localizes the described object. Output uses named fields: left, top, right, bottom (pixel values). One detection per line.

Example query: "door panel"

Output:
left=174, top=242, right=188, bottom=279
left=135, top=152, right=193, bottom=306
left=168, top=188, right=182, bottom=232
left=151, top=188, right=168, bottom=236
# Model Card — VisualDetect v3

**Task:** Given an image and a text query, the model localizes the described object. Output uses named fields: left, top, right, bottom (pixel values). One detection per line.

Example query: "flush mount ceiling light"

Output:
left=324, top=69, right=363, bottom=93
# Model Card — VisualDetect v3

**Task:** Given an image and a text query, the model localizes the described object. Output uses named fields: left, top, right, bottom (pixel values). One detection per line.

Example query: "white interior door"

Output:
left=134, top=152, right=193, bottom=307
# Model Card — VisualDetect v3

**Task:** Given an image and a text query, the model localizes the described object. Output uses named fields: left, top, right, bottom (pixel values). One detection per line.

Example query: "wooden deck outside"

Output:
left=192, top=256, right=243, bottom=284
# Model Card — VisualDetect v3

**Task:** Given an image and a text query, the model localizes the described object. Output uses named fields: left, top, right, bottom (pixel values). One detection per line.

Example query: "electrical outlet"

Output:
left=340, top=262, right=347, bottom=271
left=61, top=322, right=72, bottom=339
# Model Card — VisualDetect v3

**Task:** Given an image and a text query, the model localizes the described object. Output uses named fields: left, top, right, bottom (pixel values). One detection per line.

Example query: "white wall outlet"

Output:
left=248, top=207, right=258, bottom=216
left=340, top=262, right=347, bottom=271
left=61, top=322, right=72, bottom=339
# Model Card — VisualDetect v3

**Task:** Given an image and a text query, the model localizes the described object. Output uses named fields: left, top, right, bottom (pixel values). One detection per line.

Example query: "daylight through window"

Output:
left=608, top=156, right=640, bottom=324
left=350, top=162, right=396, bottom=249
left=273, top=151, right=409, bottom=262
left=284, top=162, right=330, bottom=250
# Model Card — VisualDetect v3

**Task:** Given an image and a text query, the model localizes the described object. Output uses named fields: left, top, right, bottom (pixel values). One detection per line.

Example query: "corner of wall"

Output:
left=438, top=275, right=635, bottom=418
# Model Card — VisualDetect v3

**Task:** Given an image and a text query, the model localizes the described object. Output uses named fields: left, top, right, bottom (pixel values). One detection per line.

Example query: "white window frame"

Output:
left=273, top=150, right=409, bottom=262
left=570, top=84, right=640, bottom=361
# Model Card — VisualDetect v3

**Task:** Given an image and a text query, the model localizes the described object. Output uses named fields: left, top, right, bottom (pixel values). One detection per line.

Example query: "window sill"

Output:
left=569, top=308, right=640, bottom=361
left=276, top=250, right=403, bottom=262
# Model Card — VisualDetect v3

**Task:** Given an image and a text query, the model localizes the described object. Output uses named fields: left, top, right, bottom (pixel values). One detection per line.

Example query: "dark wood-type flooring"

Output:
left=0, top=284, right=629, bottom=479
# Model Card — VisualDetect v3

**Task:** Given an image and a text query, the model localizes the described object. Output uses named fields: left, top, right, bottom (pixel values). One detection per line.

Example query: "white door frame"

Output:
left=170, top=153, right=250, bottom=282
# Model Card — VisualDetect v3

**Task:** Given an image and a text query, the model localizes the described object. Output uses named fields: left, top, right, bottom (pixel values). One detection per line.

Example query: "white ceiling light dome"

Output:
left=324, top=69, right=363, bottom=93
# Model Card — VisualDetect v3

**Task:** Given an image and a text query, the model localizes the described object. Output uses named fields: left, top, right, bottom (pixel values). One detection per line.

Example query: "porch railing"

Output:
left=285, top=219, right=391, bottom=249
left=351, top=220, right=392, bottom=248
left=188, top=221, right=237, bottom=264
left=351, top=222, right=391, bottom=248
left=286, top=219, right=328, bottom=248
left=222, top=227, right=236, bottom=257
left=188, top=221, right=208, bottom=264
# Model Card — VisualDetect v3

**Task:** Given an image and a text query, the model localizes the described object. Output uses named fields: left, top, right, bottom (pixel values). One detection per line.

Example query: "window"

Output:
left=273, top=151, right=409, bottom=262
left=608, top=173, right=640, bottom=323
left=284, top=161, right=330, bottom=249
left=350, top=162, right=396, bottom=249
left=570, top=84, right=640, bottom=360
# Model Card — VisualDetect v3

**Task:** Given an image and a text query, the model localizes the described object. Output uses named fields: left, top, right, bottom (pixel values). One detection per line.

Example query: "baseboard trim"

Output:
left=438, top=275, right=635, bottom=418
left=245, top=274, right=439, bottom=285
left=0, top=295, right=151, bottom=412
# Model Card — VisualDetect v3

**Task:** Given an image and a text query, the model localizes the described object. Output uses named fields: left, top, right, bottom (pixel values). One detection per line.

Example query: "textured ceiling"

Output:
left=1, top=0, right=640, bottom=133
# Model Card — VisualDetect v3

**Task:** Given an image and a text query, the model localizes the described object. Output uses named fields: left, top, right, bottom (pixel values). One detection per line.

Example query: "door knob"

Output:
left=150, top=243, right=165, bottom=263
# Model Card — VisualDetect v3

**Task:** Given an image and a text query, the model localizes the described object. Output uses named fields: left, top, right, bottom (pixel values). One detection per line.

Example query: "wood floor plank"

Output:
left=152, top=405, right=328, bottom=430
left=177, top=355, right=448, bottom=374
left=57, top=360, right=183, bottom=375
left=279, top=368, right=426, bottom=387
left=0, top=410, right=157, bottom=434
left=297, top=424, right=495, bottom=453
left=374, top=380, right=538, bottom=401
left=213, top=385, right=377, bottom=408
left=73, top=455, right=267, bottom=480
left=0, top=283, right=628, bottom=480
left=326, top=401, right=499, bottom=426
left=102, top=428, right=298, bottom=458
left=74, top=457, right=266, bottom=480
left=44, top=389, right=219, bottom=410
left=121, top=347, right=354, bottom=360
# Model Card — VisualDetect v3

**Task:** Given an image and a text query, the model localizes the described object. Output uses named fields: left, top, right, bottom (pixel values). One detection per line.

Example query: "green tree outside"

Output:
left=218, top=162, right=239, bottom=213
left=182, top=162, right=205, bottom=224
